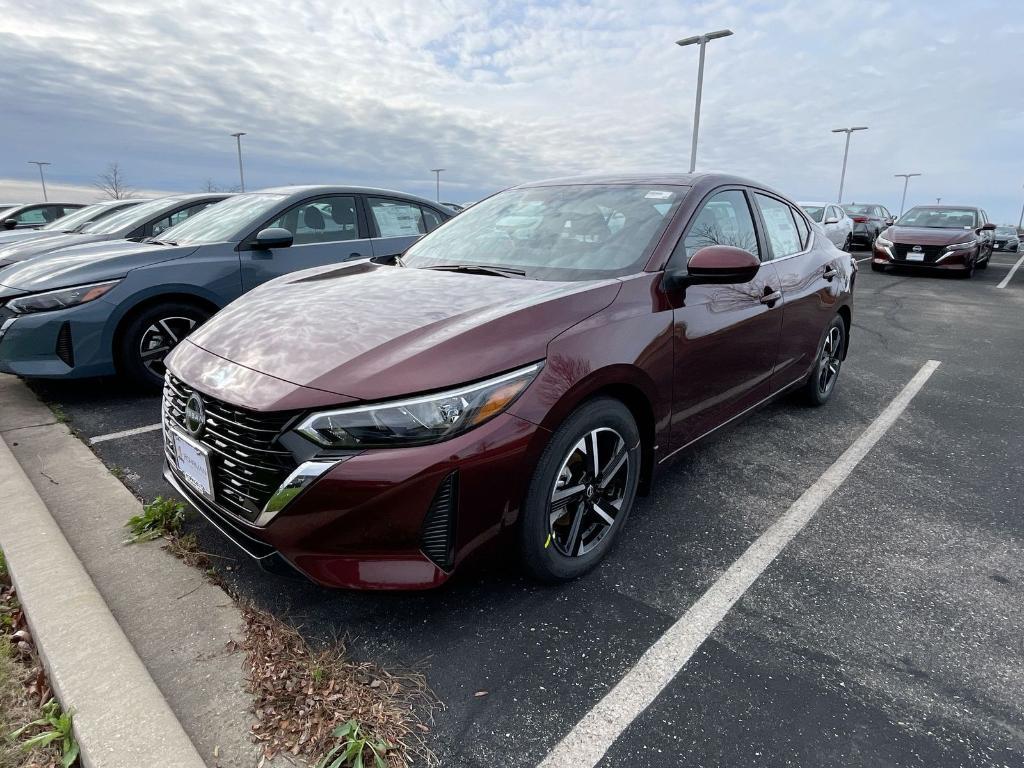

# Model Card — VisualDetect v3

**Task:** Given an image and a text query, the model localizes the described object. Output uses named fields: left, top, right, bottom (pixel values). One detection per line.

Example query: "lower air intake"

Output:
left=420, top=472, right=458, bottom=571
left=55, top=322, right=74, bottom=367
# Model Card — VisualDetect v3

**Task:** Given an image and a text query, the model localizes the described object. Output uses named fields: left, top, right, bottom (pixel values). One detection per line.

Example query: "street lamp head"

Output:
left=27, top=161, right=51, bottom=167
left=430, top=168, right=445, bottom=173
left=230, top=132, right=246, bottom=138
left=676, top=29, right=732, bottom=47
left=832, top=126, right=869, bottom=134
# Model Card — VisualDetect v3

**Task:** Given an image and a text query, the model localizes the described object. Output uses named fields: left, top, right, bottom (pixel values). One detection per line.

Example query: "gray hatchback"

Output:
left=0, top=186, right=451, bottom=387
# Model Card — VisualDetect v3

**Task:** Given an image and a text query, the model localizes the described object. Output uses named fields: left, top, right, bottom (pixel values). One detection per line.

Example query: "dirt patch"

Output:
left=236, top=604, right=439, bottom=767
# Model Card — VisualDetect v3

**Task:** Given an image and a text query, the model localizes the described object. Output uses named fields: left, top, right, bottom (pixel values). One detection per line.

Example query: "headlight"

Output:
left=875, top=236, right=893, bottom=247
left=295, top=362, right=543, bottom=449
left=946, top=241, right=976, bottom=251
left=5, top=279, right=121, bottom=315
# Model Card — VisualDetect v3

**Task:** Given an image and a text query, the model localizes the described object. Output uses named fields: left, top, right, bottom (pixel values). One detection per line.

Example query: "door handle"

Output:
left=759, top=288, right=782, bottom=306
left=822, top=266, right=838, bottom=281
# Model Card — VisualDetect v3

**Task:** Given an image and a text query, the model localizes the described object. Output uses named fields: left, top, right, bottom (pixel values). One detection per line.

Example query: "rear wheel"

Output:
left=117, top=301, right=211, bottom=389
left=803, top=316, right=845, bottom=406
left=519, top=398, right=641, bottom=582
left=842, top=233, right=853, bottom=252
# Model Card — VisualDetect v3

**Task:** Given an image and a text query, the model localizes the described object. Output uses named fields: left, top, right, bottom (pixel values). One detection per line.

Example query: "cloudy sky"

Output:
left=2, top=0, right=1022, bottom=220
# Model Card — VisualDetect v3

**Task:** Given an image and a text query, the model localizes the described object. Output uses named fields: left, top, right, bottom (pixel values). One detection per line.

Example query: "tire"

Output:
left=977, top=256, right=988, bottom=270
left=958, top=258, right=975, bottom=279
left=802, top=316, right=845, bottom=406
left=519, top=397, right=642, bottom=582
left=871, top=263, right=885, bottom=273
left=117, top=301, right=211, bottom=389
left=842, top=233, right=853, bottom=252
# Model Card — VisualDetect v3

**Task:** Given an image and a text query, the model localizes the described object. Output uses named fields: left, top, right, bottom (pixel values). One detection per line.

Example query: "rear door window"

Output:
left=368, top=198, right=426, bottom=238
left=754, top=194, right=803, bottom=258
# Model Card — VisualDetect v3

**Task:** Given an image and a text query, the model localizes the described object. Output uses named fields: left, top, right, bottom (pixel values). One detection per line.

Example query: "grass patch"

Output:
left=9, top=700, right=78, bottom=768
left=124, top=497, right=185, bottom=544
left=238, top=604, right=438, bottom=766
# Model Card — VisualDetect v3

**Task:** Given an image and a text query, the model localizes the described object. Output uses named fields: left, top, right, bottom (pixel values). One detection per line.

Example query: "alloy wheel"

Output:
left=138, top=316, right=198, bottom=379
left=817, top=326, right=842, bottom=396
left=548, top=427, right=631, bottom=557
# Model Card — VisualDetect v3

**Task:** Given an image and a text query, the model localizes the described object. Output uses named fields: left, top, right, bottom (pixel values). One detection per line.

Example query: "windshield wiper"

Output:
left=148, top=239, right=178, bottom=246
left=423, top=263, right=526, bottom=278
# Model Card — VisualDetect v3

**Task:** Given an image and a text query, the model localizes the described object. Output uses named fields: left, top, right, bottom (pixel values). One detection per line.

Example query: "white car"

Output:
left=799, top=201, right=853, bottom=250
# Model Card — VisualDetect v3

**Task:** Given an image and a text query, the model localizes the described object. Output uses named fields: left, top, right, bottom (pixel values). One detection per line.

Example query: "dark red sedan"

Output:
left=162, top=174, right=855, bottom=589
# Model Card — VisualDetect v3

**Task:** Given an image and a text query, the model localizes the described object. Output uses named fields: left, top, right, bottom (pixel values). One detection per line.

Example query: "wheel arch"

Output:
left=108, top=290, right=224, bottom=373
left=836, top=304, right=852, bottom=360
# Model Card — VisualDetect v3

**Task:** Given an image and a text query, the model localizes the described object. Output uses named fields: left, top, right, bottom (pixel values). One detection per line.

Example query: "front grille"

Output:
left=420, top=472, right=458, bottom=571
left=893, top=244, right=944, bottom=263
left=164, top=374, right=299, bottom=522
left=55, top=322, right=74, bottom=367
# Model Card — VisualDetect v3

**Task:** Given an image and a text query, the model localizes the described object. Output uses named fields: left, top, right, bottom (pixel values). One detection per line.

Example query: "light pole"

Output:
left=1018, top=185, right=1023, bottom=229
left=430, top=168, right=445, bottom=201
left=831, top=126, right=868, bottom=203
left=230, top=132, right=247, bottom=192
left=27, top=161, right=51, bottom=201
left=936, top=197, right=942, bottom=205
left=676, top=29, right=733, bottom=174
left=894, top=173, right=921, bottom=216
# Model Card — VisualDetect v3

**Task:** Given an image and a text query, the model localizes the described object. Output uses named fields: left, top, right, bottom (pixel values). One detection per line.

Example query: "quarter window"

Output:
left=368, top=198, right=426, bottom=238
left=266, top=196, right=359, bottom=245
left=681, top=190, right=760, bottom=261
left=420, top=206, right=445, bottom=233
left=792, top=208, right=810, bottom=248
left=754, top=194, right=803, bottom=258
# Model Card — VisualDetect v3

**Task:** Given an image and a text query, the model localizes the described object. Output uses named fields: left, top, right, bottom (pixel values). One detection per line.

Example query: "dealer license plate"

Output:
left=171, top=427, right=214, bottom=499
left=906, top=252, right=925, bottom=262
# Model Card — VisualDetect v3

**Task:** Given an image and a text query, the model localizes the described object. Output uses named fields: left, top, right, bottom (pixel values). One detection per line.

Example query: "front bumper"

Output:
left=0, top=300, right=116, bottom=378
left=165, top=409, right=548, bottom=590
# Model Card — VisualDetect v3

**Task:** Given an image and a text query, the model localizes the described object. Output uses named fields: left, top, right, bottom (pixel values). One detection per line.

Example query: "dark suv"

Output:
left=842, top=203, right=895, bottom=247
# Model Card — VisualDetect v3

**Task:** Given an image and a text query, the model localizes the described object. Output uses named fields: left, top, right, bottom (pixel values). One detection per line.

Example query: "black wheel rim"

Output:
left=548, top=427, right=631, bottom=557
left=138, top=316, right=197, bottom=379
left=817, top=326, right=842, bottom=396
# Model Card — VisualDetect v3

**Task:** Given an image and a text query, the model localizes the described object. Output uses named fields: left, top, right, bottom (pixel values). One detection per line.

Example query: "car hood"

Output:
left=0, top=240, right=199, bottom=293
left=0, top=229, right=63, bottom=246
left=0, top=232, right=116, bottom=265
left=181, top=261, right=621, bottom=401
left=884, top=226, right=975, bottom=246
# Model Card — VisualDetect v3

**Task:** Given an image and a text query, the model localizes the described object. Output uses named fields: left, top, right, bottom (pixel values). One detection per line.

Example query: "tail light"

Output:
left=852, top=216, right=869, bottom=223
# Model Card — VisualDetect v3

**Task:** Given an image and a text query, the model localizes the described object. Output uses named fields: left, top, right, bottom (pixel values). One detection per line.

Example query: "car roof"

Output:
left=904, top=204, right=979, bottom=211
left=256, top=185, right=445, bottom=209
left=5, top=202, right=85, bottom=210
left=797, top=201, right=835, bottom=207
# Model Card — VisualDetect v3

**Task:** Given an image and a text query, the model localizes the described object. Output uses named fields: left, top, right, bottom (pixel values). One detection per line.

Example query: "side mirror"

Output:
left=253, top=227, right=294, bottom=250
left=979, top=223, right=996, bottom=232
left=885, top=217, right=896, bottom=226
left=824, top=216, right=840, bottom=225
left=672, top=245, right=762, bottom=287
left=2, top=219, right=16, bottom=230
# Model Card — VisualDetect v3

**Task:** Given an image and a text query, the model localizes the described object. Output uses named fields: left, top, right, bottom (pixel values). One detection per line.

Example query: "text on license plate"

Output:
left=172, top=431, right=214, bottom=498
left=906, top=252, right=925, bottom=262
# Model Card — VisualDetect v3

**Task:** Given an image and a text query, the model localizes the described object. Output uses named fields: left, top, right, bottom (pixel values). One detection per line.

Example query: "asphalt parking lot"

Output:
left=29, top=249, right=1024, bottom=767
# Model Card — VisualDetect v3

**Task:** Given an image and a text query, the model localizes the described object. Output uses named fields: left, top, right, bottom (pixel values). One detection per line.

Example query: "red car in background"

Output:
left=872, top=205, right=995, bottom=277
left=163, top=173, right=855, bottom=590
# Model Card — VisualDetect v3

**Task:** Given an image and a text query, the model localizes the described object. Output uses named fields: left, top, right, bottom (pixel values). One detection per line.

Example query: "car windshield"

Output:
left=154, top=193, right=287, bottom=245
left=79, top=197, right=187, bottom=234
left=896, top=207, right=978, bottom=228
left=40, top=202, right=128, bottom=232
left=801, top=206, right=825, bottom=223
left=995, top=226, right=1016, bottom=236
left=403, top=184, right=685, bottom=281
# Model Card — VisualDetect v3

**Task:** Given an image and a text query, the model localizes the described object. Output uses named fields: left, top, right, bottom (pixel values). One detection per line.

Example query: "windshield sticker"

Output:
left=644, top=190, right=673, bottom=200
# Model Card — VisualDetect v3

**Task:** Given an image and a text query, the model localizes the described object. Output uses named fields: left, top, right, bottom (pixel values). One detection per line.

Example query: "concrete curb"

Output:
left=0, top=433, right=206, bottom=768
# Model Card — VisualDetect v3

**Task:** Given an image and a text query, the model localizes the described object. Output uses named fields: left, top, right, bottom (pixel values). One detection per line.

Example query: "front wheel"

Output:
left=117, top=301, right=211, bottom=389
left=519, top=398, right=641, bottom=582
left=842, top=233, right=853, bottom=252
left=802, top=316, right=845, bottom=406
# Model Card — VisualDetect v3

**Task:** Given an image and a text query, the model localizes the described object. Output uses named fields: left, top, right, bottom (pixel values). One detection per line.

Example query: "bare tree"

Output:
left=201, top=179, right=241, bottom=193
left=94, top=162, right=133, bottom=199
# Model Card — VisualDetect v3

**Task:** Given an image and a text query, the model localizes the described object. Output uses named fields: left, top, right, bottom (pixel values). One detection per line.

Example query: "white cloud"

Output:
left=1, top=0, right=1021, bottom=219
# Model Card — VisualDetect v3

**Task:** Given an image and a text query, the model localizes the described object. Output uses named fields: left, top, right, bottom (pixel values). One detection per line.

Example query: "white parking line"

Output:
left=538, top=359, right=942, bottom=768
left=856, top=256, right=872, bottom=263
left=89, top=423, right=162, bottom=445
left=997, top=252, right=1024, bottom=288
